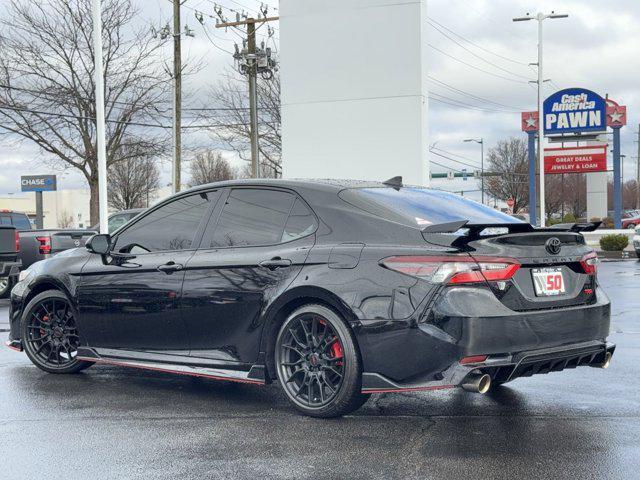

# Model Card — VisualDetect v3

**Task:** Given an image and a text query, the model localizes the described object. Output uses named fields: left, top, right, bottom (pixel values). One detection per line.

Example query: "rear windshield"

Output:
left=339, top=187, right=522, bottom=227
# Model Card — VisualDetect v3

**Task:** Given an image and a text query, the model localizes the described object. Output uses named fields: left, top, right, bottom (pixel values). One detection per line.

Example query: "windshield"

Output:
left=339, top=187, right=523, bottom=227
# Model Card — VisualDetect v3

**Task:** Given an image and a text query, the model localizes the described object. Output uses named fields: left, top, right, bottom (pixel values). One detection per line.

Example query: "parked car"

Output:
left=606, top=210, right=640, bottom=229
left=633, top=226, right=640, bottom=259
left=0, top=225, right=21, bottom=298
left=0, top=210, right=97, bottom=297
left=88, top=208, right=144, bottom=233
left=5, top=179, right=614, bottom=418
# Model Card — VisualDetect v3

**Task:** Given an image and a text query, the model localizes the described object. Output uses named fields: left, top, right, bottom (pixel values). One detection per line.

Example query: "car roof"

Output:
left=181, top=178, right=398, bottom=195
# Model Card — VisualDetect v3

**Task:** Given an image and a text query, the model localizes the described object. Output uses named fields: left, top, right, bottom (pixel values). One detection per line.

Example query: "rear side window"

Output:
left=339, top=187, right=522, bottom=227
left=10, top=213, right=31, bottom=230
left=282, top=199, right=317, bottom=242
left=114, top=193, right=214, bottom=253
left=211, top=189, right=295, bottom=247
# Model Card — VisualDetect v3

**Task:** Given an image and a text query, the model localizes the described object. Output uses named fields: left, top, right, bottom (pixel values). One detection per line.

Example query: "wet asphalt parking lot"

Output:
left=0, top=260, right=639, bottom=479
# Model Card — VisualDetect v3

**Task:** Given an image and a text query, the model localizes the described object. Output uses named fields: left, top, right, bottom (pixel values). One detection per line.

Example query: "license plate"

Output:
left=531, top=267, right=565, bottom=296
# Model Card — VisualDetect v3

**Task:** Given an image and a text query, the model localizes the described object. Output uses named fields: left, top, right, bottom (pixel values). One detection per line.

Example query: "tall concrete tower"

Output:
left=280, top=0, right=429, bottom=185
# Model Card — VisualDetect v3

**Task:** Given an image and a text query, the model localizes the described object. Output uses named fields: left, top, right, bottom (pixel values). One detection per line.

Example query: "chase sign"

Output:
left=543, top=88, right=606, bottom=135
left=21, top=175, right=57, bottom=192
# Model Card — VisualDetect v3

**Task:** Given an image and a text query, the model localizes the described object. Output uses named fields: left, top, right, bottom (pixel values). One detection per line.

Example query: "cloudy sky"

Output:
left=0, top=0, right=639, bottom=203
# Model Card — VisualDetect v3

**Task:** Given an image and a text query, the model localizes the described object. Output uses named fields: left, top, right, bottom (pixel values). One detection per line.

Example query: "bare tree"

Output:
left=0, top=0, right=168, bottom=225
left=108, top=156, right=160, bottom=210
left=608, top=179, right=640, bottom=211
left=204, top=71, right=281, bottom=178
left=188, top=150, right=236, bottom=186
left=57, top=210, right=75, bottom=229
left=544, top=174, right=565, bottom=221
left=484, top=138, right=529, bottom=214
left=564, top=173, right=587, bottom=218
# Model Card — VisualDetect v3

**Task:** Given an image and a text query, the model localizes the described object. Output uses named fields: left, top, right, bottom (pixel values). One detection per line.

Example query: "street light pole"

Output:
left=464, top=138, right=484, bottom=204
left=513, top=12, right=568, bottom=227
left=92, top=0, right=108, bottom=234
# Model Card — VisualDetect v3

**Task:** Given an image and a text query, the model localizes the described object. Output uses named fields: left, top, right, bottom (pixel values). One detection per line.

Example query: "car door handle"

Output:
left=259, top=258, right=292, bottom=270
left=157, top=262, right=183, bottom=274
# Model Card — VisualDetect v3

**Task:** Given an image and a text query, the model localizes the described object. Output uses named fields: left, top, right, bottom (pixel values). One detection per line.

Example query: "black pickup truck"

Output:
left=0, top=225, right=21, bottom=298
left=0, top=210, right=96, bottom=297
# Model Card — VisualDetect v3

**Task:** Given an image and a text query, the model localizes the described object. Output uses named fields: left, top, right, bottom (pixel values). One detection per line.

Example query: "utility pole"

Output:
left=216, top=7, right=278, bottom=178
left=92, top=0, right=108, bottom=233
left=247, top=20, right=259, bottom=178
left=514, top=11, right=568, bottom=227
left=464, top=138, right=484, bottom=204
left=172, top=0, right=182, bottom=193
left=636, top=125, right=640, bottom=209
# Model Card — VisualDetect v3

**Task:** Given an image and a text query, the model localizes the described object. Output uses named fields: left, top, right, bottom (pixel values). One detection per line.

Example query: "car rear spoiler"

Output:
left=421, top=220, right=601, bottom=249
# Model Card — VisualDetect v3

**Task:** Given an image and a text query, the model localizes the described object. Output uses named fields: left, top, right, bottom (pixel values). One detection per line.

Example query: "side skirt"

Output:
left=77, top=347, right=266, bottom=385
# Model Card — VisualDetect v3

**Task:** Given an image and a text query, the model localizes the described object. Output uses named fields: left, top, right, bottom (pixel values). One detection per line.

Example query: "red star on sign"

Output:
left=606, top=104, right=627, bottom=127
left=521, top=111, right=538, bottom=132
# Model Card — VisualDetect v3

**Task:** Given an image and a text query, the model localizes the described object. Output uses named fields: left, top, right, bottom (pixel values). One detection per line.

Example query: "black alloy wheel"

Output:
left=21, top=290, right=92, bottom=374
left=0, top=276, right=13, bottom=299
left=275, top=304, right=369, bottom=418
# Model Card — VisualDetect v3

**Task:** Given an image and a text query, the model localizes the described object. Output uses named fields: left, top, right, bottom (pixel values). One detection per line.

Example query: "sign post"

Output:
left=20, top=175, right=57, bottom=229
left=606, top=100, right=627, bottom=229
left=521, top=112, right=538, bottom=225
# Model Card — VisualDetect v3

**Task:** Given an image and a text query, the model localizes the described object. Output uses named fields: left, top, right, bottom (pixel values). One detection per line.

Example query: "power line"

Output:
left=431, top=146, right=484, bottom=166
left=429, top=93, right=519, bottom=113
left=427, top=17, right=530, bottom=66
left=430, top=149, right=481, bottom=170
left=0, top=104, right=259, bottom=129
left=428, top=44, right=532, bottom=84
left=0, top=83, right=261, bottom=113
left=428, top=20, right=533, bottom=81
left=427, top=75, right=524, bottom=111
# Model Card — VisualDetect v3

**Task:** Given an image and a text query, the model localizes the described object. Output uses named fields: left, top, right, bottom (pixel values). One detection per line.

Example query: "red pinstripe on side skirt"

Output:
left=362, top=384, right=455, bottom=394
left=76, top=356, right=265, bottom=385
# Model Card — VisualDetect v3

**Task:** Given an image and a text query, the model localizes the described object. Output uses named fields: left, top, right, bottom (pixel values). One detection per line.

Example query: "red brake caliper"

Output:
left=319, top=319, right=344, bottom=366
left=331, top=341, right=344, bottom=367
left=40, top=315, right=49, bottom=336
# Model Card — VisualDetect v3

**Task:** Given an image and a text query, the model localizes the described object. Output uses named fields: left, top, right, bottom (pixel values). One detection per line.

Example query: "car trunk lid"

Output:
left=421, top=222, right=599, bottom=311
left=467, top=231, right=596, bottom=311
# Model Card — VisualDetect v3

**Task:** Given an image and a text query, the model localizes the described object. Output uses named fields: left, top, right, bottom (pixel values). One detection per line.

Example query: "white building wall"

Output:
left=280, top=0, right=429, bottom=185
left=587, top=172, right=608, bottom=220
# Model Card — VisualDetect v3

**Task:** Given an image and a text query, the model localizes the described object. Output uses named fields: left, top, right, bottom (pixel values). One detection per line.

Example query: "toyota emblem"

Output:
left=545, top=237, right=561, bottom=255
left=74, top=240, right=80, bottom=247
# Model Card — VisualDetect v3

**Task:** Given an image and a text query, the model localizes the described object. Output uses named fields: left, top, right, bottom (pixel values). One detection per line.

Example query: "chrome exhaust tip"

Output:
left=599, top=352, right=612, bottom=369
left=461, top=373, right=491, bottom=394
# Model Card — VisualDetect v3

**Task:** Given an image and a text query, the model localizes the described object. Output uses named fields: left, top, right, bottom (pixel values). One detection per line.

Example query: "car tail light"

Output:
left=381, top=255, right=520, bottom=285
left=580, top=252, right=598, bottom=275
left=36, top=236, right=51, bottom=255
left=14, top=230, right=20, bottom=252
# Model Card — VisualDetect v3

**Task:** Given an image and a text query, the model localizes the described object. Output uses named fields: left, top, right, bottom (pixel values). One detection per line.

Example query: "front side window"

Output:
left=211, top=189, right=296, bottom=247
left=108, top=215, right=129, bottom=232
left=114, top=193, right=214, bottom=253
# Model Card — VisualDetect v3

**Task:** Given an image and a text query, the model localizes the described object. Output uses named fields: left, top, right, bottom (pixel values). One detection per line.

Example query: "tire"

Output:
left=0, top=275, right=14, bottom=299
left=275, top=304, right=369, bottom=418
left=21, top=290, right=93, bottom=374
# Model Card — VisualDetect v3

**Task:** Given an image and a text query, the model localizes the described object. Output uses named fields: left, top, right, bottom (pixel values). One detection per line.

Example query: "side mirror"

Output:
left=86, top=234, right=111, bottom=255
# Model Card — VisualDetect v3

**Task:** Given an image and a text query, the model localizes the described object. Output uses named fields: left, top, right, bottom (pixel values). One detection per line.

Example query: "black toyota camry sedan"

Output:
left=6, top=178, right=614, bottom=417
